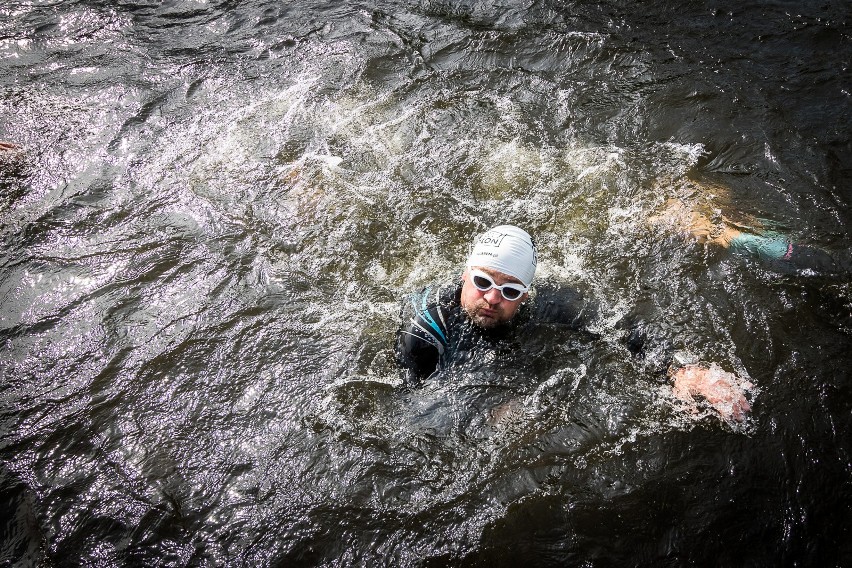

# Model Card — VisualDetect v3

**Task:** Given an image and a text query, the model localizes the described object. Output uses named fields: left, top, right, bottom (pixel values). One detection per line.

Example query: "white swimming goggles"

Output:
left=469, top=268, right=528, bottom=301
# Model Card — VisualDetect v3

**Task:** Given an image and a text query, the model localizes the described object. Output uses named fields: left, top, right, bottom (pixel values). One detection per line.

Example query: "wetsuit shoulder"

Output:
left=531, top=282, right=672, bottom=374
left=395, top=282, right=460, bottom=384
left=529, top=281, right=599, bottom=331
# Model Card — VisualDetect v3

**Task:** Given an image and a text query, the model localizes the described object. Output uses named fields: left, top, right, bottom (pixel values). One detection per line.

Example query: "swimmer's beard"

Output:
left=463, top=302, right=510, bottom=329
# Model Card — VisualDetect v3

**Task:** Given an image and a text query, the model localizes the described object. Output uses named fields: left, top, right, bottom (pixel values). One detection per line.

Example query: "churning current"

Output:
left=1, top=0, right=850, bottom=566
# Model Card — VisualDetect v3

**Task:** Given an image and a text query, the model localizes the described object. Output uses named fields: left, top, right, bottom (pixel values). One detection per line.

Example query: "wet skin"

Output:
left=460, top=266, right=528, bottom=329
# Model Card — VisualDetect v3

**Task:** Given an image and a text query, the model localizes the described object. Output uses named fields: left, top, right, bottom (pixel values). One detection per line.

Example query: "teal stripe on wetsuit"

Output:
left=729, top=232, right=792, bottom=260
left=415, top=288, right=447, bottom=345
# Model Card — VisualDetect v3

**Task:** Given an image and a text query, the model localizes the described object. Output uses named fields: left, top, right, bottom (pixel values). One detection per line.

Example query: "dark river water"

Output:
left=1, top=0, right=850, bottom=566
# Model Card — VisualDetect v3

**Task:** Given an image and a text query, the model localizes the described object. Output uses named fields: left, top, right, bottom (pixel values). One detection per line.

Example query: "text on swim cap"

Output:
left=479, top=231, right=507, bottom=247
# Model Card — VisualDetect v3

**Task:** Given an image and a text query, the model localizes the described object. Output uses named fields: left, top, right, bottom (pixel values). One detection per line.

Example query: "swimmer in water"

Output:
left=395, top=224, right=753, bottom=423
left=649, top=178, right=846, bottom=274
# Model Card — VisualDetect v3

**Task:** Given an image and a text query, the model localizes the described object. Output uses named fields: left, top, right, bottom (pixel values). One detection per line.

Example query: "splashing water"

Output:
left=1, top=1, right=850, bottom=566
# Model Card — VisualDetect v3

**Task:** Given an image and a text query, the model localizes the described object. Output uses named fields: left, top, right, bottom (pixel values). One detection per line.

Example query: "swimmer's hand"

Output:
left=671, top=363, right=753, bottom=422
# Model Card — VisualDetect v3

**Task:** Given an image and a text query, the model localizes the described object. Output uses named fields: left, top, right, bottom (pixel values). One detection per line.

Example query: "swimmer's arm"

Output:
left=533, top=284, right=600, bottom=332
left=658, top=203, right=795, bottom=260
left=649, top=199, right=792, bottom=258
left=394, top=325, right=439, bottom=385
left=619, top=316, right=753, bottom=422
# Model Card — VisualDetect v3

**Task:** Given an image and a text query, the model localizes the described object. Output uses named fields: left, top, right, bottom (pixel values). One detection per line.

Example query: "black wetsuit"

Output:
left=395, top=280, right=602, bottom=385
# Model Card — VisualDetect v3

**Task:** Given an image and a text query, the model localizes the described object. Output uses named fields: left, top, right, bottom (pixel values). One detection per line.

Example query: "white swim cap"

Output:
left=466, top=225, right=537, bottom=286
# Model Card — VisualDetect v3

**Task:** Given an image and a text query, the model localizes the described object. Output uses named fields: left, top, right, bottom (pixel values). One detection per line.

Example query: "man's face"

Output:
left=460, top=266, right=528, bottom=328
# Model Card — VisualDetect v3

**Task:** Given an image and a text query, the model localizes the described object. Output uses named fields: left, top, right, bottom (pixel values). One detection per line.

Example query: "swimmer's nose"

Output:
left=483, top=287, right=503, bottom=305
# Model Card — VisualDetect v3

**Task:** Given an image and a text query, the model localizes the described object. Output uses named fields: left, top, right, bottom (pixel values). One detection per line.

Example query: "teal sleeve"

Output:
left=729, top=233, right=792, bottom=260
